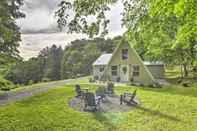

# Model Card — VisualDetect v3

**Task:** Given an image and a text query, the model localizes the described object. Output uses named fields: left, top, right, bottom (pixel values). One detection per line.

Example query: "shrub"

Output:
left=1, top=86, right=10, bottom=91
left=153, top=82, right=162, bottom=88
left=116, top=77, right=120, bottom=82
left=107, top=81, right=114, bottom=94
left=182, top=82, right=190, bottom=87
left=28, top=80, right=34, bottom=85
left=107, top=81, right=114, bottom=88
left=89, top=78, right=95, bottom=83
left=148, top=84, right=155, bottom=88
left=139, top=83, right=144, bottom=87
left=41, top=78, right=51, bottom=82
left=129, top=82, right=136, bottom=86
left=0, top=77, right=17, bottom=91
left=94, top=76, right=99, bottom=80
left=129, top=78, right=134, bottom=85
left=177, top=79, right=182, bottom=84
left=15, top=84, right=20, bottom=89
left=130, top=78, right=134, bottom=82
left=147, top=81, right=162, bottom=88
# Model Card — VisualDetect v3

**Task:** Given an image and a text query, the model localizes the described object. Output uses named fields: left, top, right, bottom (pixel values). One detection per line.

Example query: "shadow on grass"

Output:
left=136, top=105, right=182, bottom=122
left=92, top=112, right=118, bottom=130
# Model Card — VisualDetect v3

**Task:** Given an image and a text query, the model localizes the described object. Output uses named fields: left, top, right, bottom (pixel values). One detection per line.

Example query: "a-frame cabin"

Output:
left=93, top=39, right=164, bottom=85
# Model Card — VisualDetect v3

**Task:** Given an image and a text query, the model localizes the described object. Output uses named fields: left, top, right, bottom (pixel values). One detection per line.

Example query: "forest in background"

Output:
left=4, top=37, right=121, bottom=85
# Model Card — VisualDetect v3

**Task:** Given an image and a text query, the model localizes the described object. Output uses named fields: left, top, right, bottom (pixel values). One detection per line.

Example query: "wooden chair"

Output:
left=75, top=84, right=88, bottom=98
left=75, top=84, right=82, bottom=97
left=106, top=82, right=114, bottom=94
left=84, top=92, right=100, bottom=111
left=120, top=89, right=138, bottom=105
left=95, top=86, right=106, bottom=101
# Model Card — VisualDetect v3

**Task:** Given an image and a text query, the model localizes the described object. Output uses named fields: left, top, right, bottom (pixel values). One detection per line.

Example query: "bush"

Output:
left=41, top=78, right=51, bottom=82
left=130, top=78, right=134, bottom=82
left=148, top=84, right=155, bottom=88
left=177, top=79, right=182, bottom=84
left=182, top=82, right=191, bottom=87
left=129, top=78, right=134, bottom=85
left=116, top=77, right=120, bottom=82
left=89, top=78, right=95, bottom=83
left=129, top=82, right=136, bottom=86
left=106, top=81, right=114, bottom=94
left=153, top=82, right=162, bottom=88
left=94, top=76, right=99, bottom=80
left=1, top=86, right=10, bottom=91
left=0, top=77, right=17, bottom=91
left=139, top=83, right=144, bottom=87
left=148, top=82, right=162, bottom=88
left=28, top=80, right=34, bottom=85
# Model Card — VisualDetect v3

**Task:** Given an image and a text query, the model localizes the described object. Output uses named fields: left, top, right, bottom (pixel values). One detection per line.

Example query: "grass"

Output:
left=0, top=82, right=197, bottom=131
left=0, top=69, right=197, bottom=131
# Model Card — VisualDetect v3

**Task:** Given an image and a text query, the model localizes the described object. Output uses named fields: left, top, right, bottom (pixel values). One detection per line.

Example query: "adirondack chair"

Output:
left=106, top=82, right=114, bottom=94
left=83, top=92, right=100, bottom=111
left=75, top=84, right=82, bottom=97
left=120, top=89, right=138, bottom=105
left=75, top=84, right=88, bottom=98
left=95, top=86, right=106, bottom=101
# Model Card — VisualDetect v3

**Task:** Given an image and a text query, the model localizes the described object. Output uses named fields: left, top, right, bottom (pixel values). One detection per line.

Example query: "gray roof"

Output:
left=93, top=53, right=112, bottom=66
left=143, top=61, right=164, bottom=66
left=93, top=54, right=164, bottom=66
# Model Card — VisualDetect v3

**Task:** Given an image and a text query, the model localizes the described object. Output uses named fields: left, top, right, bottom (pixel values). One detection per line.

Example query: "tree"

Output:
left=6, top=37, right=119, bottom=84
left=55, top=0, right=117, bottom=37
left=6, top=58, right=44, bottom=84
left=148, top=0, right=197, bottom=76
left=0, top=0, right=25, bottom=57
left=60, top=37, right=118, bottom=79
left=44, top=45, right=63, bottom=80
left=56, top=0, right=197, bottom=77
left=0, top=0, right=25, bottom=81
left=61, top=40, right=100, bottom=79
left=6, top=45, right=63, bottom=84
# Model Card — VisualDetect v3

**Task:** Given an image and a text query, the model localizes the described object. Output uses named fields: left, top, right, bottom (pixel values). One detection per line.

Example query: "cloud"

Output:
left=107, top=0, right=126, bottom=36
left=17, top=0, right=125, bottom=59
left=17, top=0, right=125, bottom=35
left=22, top=0, right=59, bottom=12
left=17, top=0, right=60, bottom=34
left=17, top=8, right=59, bottom=34
left=19, top=33, right=87, bottom=59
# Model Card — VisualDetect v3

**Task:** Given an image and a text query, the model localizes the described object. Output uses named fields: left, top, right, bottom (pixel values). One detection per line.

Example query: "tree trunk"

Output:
left=180, top=65, right=183, bottom=78
left=183, top=64, right=188, bottom=77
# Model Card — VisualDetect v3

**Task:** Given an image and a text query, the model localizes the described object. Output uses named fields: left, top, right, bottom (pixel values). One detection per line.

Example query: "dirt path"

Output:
left=0, top=79, right=71, bottom=106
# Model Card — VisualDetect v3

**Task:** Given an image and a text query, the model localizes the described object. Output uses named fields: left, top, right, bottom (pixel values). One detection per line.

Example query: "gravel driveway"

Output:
left=0, top=79, right=71, bottom=106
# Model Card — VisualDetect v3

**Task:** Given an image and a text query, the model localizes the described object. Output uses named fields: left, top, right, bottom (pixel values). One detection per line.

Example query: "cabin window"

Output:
left=133, top=65, right=140, bottom=76
left=122, top=49, right=128, bottom=60
left=100, top=67, right=104, bottom=72
left=111, top=66, right=117, bottom=76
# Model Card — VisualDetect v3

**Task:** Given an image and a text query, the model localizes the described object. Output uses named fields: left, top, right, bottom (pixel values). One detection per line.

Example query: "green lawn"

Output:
left=0, top=82, right=197, bottom=131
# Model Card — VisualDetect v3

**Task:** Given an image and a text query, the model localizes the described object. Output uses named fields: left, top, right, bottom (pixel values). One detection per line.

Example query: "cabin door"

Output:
left=120, top=65, right=129, bottom=82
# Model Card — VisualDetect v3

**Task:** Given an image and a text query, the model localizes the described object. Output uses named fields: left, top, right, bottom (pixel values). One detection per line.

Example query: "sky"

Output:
left=16, top=0, right=125, bottom=59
